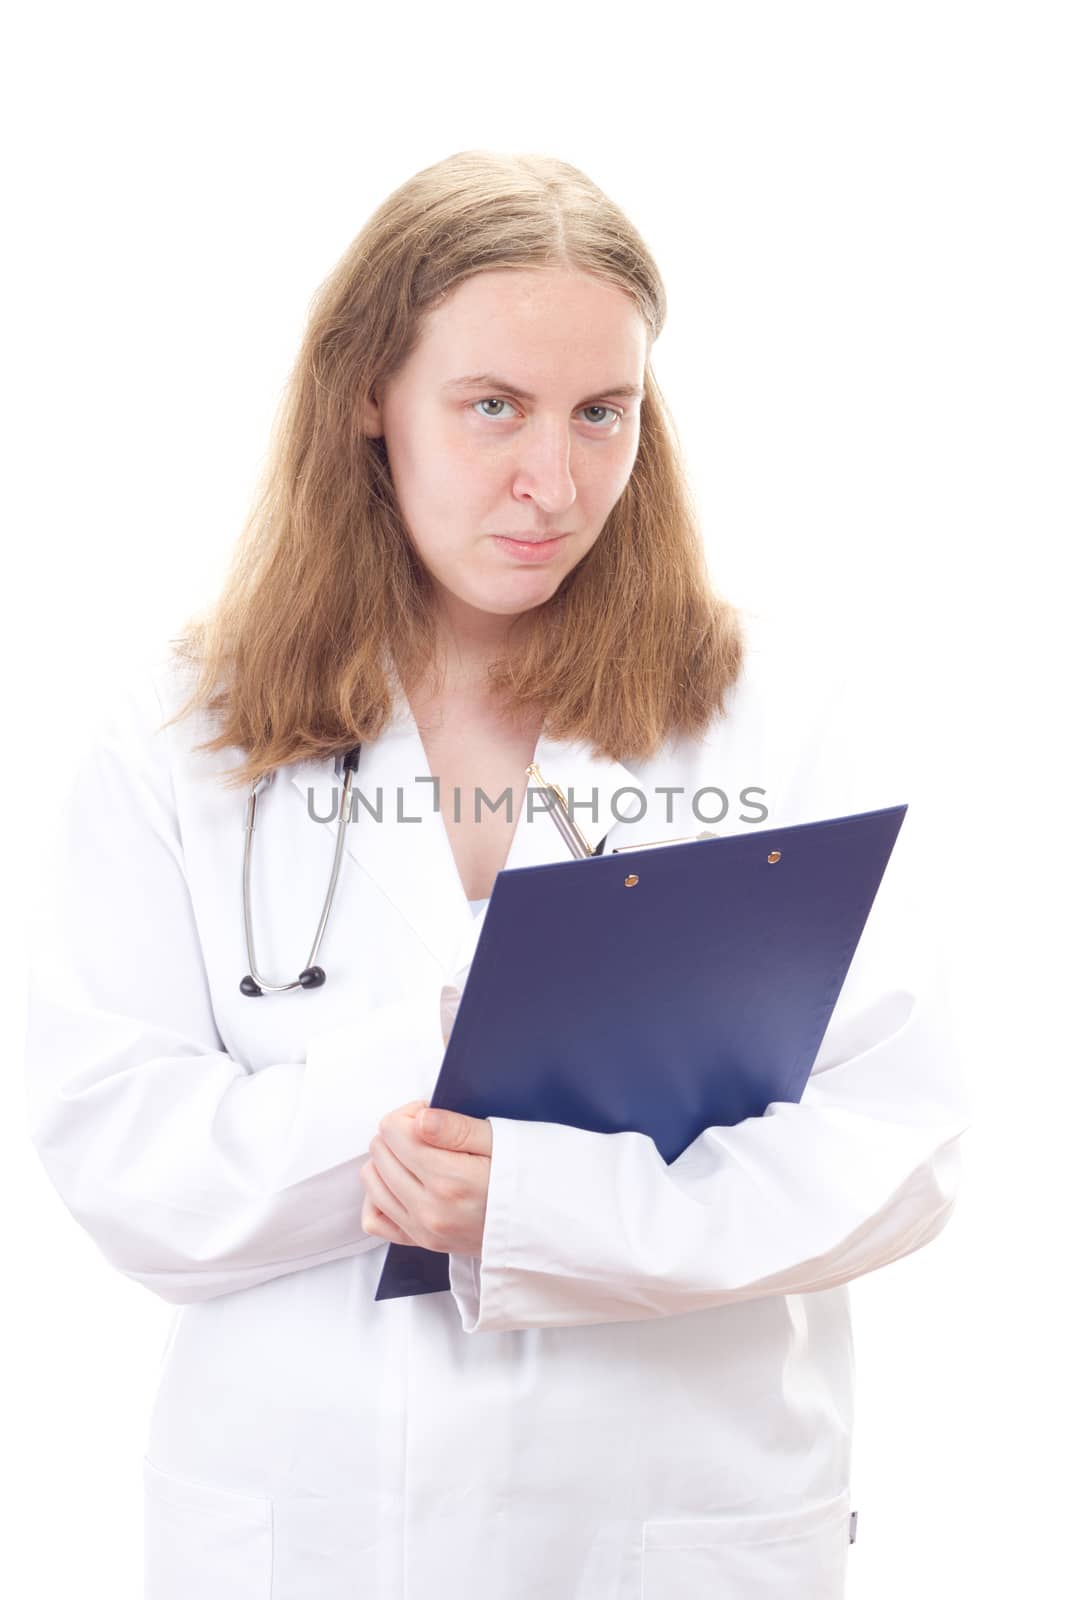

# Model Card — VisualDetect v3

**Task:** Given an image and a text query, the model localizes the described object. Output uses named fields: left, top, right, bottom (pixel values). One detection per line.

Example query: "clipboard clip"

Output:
left=610, top=831, right=719, bottom=853
left=526, top=763, right=719, bottom=859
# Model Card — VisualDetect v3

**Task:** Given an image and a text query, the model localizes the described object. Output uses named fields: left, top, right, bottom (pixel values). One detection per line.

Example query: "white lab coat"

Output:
left=23, top=617, right=970, bottom=1599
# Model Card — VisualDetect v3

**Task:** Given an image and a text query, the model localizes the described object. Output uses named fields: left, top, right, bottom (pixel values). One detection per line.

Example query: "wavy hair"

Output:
left=165, top=149, right=747, bottom=789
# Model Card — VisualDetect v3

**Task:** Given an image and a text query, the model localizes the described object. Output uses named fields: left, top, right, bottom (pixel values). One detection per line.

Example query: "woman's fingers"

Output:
left=361, top=1156, right=408, bottom=1219
left=363, top=1196, right=417, bottom=1246
left=370, top=1130, right=426, bottom=1208
left=361, top=1119, right=434, bottom=1249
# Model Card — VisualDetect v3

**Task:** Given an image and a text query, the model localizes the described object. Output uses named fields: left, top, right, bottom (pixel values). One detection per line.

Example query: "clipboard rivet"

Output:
left=767, top=850, right=781, bottom=864
left=624, top=873, right=640, bottom=887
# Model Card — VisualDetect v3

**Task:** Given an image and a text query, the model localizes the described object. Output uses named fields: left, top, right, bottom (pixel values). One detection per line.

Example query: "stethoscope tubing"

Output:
left=240, top=745, right=362, bottom=996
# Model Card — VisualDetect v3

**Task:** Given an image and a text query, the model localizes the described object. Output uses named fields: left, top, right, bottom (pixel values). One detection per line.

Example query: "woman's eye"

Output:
left=472, top=398, right=621, bottom=427
left=472, top=398, right=516, bottom=420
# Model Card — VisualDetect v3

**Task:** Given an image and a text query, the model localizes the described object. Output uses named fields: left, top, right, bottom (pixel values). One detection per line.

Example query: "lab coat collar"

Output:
left=285, top=676, right=648, bottom=981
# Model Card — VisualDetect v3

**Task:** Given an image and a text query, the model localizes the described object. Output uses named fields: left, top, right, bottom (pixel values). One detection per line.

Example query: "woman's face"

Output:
left=363, top=267, right=648, bottom=636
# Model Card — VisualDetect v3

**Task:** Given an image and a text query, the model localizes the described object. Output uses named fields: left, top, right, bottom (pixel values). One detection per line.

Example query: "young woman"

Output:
left=24, top=150, right=970, bottom=1599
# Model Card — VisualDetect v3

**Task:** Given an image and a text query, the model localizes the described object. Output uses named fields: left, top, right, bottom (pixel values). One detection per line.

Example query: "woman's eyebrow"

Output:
left=441, top=372, right=645, bottom=404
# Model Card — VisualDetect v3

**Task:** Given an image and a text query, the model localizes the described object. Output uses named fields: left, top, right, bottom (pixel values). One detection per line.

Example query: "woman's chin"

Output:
left=459, top=577, right=563, bottom=616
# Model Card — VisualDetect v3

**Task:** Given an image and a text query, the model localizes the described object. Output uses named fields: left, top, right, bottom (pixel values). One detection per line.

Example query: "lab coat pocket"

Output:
left=143, top=1456, right=274, bottom=1599
left=641, top=1487, right=852, bottom=1599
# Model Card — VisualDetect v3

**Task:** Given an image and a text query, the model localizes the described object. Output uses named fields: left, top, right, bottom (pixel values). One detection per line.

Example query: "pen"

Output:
left=525, top=763, right=598, bottom=858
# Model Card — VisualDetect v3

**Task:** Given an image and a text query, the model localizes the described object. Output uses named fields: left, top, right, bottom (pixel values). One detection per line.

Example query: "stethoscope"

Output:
left=240, top=745, right=363, bottom=996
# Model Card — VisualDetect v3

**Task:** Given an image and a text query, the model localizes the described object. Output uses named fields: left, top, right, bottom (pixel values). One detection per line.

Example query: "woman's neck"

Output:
left=409, top=606, right=534, bottom=709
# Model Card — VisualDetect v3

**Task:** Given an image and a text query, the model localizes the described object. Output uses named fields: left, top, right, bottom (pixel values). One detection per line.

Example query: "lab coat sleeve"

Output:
left=448, top=657, right=972, bottom=1334
left=23, top=672, right=445, bottom=1306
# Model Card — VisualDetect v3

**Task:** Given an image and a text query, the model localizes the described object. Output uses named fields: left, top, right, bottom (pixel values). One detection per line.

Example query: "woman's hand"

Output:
left=359, top=1099, right=493, bottom=1258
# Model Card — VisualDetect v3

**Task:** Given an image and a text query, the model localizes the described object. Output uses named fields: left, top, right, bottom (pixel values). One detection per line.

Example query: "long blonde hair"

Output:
left=165, top=149, right=747, bottom=789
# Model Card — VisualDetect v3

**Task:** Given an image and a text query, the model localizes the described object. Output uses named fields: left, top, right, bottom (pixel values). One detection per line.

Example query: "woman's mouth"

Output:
left=491, top=534, right=569, bottom=562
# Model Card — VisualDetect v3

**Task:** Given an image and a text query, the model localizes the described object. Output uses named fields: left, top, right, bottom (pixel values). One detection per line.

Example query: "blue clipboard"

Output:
left=374, top=802, right=908, bottom=1302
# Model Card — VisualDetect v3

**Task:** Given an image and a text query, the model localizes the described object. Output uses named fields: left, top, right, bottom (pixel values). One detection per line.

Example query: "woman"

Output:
left=24, top=150, right=969, bottom=1598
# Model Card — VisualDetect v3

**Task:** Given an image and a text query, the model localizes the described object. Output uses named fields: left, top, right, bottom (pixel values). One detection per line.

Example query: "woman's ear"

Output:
left=361, top=392, right=384, bottom=437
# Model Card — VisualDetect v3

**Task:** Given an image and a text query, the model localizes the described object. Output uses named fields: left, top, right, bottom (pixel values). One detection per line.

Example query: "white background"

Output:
left=3, top=3, right=1063, bottom=1594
